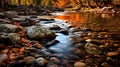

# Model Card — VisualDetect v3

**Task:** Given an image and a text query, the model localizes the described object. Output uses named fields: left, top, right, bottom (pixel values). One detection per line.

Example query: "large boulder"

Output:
left=26, top=26, right=56, bottom=39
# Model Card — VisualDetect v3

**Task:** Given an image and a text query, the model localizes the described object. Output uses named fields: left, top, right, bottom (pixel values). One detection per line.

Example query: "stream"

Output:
left=48, top=12, right=120, bottom=54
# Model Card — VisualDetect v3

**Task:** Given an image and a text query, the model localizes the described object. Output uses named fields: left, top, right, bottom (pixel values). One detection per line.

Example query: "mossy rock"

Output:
left=26, top=26, right=56, bottom=39
left=0, top=24, right=23, bottom=33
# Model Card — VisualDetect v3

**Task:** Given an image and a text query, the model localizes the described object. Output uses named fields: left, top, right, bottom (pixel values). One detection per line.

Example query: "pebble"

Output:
left=35, top=57, right=48, bottom=66
left=74, top=61, right=86, bottom=67
left=23, top=56, right=35, bottom=64
left=107, top=51, right=119, bottom=57
left=0, top=54, right=8, bottom=65
left=49, top=57, right=60, bottom=64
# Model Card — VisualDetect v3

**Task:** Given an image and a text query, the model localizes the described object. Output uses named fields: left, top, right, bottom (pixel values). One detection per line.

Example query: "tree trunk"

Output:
left=1, top=0, right=4, bottom=9
left=17, top=0, right=21, bottom=10
left=79, top=0, right=85, bottom=7
left=87, top=0, right=96, bottom=8
left=36, top=0, right=41, bottom=6
left=18, top=0, right=21, bottom=5
left=95, top=0, right=99, bottom=7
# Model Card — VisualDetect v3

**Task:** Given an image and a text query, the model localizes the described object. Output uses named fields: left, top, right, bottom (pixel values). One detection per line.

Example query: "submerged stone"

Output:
left=46, top=40, right=59, bottom=47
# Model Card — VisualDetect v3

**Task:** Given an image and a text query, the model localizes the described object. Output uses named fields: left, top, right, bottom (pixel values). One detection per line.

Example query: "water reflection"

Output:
left=50, top=12, right=120, bottom=54
left=54, top=12, right=120, bottom=30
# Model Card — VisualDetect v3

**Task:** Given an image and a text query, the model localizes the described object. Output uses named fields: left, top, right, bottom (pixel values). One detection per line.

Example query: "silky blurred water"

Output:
left=49, top=12, right=120, bottom=52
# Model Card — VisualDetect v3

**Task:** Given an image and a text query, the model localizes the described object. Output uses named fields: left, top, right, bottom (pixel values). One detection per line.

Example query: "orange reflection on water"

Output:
left=55, top=12, right=84, bottom=26
left=54, top=0, right=70, bottom=8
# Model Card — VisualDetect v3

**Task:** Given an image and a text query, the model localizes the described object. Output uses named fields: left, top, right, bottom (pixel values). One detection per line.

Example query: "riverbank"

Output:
left=65, top=6, right=120, bottom=14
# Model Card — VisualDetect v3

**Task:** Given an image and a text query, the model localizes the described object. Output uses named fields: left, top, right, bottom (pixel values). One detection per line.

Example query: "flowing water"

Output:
left=49, top=12, right=120, bottom=53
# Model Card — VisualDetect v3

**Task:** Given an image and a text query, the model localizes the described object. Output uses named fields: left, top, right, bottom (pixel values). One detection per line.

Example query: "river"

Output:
left=49, top=12, right=120, bottom=54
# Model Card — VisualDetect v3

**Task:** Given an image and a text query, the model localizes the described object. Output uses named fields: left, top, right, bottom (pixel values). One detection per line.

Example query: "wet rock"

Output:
left=1, top=49, right=9, bottom=54
left=32, top=42, right=42, bottom=49
left=26, top=26, right=56, bottom=39
left=61, top=58, right=69, bottom=65
left=49, top=25, right=61, bottom=30
left=27, top=47, right=39, bottom=52
left=86, top=39, right=105, bottom=45
left=8, top=62, right=25, bottom=67
left=35, top=57, right=48, bottom=66
left=0, top=43, right=6, bottom=50
left=39, top=18, right=54, bottom=21
left=94, top=55, right=106, bottom=64
left=9, top=53, right=18, bottom=61
left=23, top=56, right=35, bottom=64
left=107, top=51, right=119, bottom=57
left=0, top=19, right=11, bottom=24
left=80, top=28, right=93, bottom=31
left=0, top=33, right=20, bottom=45
left=106, top=57, right=119, bottom=66
left=0, top=13, right=5, bottom=18
left=74, top=61, right=86, bottom=67
left=74, top=49, right=86, bottom=57
left=69, top=27, right=79, bottom=33
left=117, top=48, right=120, bottom=52
left=46, top=40, right=59, bottom=47
left=8, top=33, right=21, bottom=45
left=113, top=44, right=120, bottom=47
left=46, top=62, right=58, bottom=67
left=39, top=20, right=55, bottom=24
left=0, top=54, right=8, bottom=66
left=49, top=57, right=61, bottom=64
left=101, top=62, right=113, bottom=67
left=59, top=29, right=69, bottom=35
left=69, top=35, right=87, bottom=43
left=20, top=18, right=36, bottom=27
left=4, top=11, right=18, bottom=18
left=30, top=15, right=38, bottom=18
left=68, top=55, right=80, bottom=62
left=50, top=54, right=64, bottom=58
left=75, top=43, right=86, bottom=48
left=0, top=24, right=23, bottom=33
left=85, top=43, right=102, bottom=55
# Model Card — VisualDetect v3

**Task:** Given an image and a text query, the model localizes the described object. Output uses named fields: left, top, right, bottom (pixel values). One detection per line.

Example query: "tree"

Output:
left=36, top=0, right=41, bottom=6
left=87, top=0, right=97, bottom=8
left=18, top=0, right=21, bottom=6
left=0, top=0, right=4, bottom=8
left=79, top=0, right=85, bottom=7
